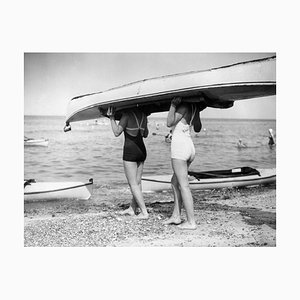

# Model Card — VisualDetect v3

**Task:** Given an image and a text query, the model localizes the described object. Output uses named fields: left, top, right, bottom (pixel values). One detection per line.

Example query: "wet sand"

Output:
left=24, top=185, right=276, bottom=247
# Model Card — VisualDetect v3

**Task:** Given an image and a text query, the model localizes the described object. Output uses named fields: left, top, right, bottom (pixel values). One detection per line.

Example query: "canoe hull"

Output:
left=24, top=179, right=93, bottom=202
left=24, top=139, right=49, bottom=147
left=66, top=56, right=276, bottom=123
left=142, top=169, right=276, bottom=192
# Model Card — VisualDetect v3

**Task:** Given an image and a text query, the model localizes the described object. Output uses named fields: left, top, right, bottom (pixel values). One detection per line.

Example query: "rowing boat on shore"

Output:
left=142, top=167, right=276, bottom=192
left=24, top=179, right=93, bottom=202
left=24, top=138, right=49, bottom=147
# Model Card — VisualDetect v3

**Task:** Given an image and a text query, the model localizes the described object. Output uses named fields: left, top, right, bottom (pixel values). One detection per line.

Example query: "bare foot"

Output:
left=135, top=212, right=149, bottom=220
left=119, top=207, right=136, bottom=216
left=177, top=221, right=197, bottom=230
left=163, top=216, right=182, bottom=225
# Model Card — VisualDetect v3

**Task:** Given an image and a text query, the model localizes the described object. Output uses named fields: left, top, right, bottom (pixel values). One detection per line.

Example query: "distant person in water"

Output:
left=165, top=130, right=172, bottom=143
left=268, top=128, right=275, bottom=146
left=268, top=136, right=275, bottom=146
left=164, top=97, right=206, bottom=230
left=237, top=139, right=247, bottom=148
left=107, top=106, right=149, bottom=219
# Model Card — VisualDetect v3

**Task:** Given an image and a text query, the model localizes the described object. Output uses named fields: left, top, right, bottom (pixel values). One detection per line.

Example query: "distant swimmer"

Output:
left=268, top=128, right=276, bottom=146
left=165, top=130, right=172, bottom=143
left=237, top=139, right=247, bottom=148
left=268, top=136, right=275, bottom=146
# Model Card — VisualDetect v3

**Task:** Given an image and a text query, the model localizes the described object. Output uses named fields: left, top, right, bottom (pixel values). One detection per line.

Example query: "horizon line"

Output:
left=24, top=114, right=276, bottom=121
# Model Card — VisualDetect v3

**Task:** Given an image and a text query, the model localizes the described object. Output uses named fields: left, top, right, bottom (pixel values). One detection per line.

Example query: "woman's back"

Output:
left=172, top=104, right=198, bottom=136
left=122, top=110, right=147, bottom=162
left=124, top=110, right=147, bottom=137
left=179, top=104, right=195, bottom=125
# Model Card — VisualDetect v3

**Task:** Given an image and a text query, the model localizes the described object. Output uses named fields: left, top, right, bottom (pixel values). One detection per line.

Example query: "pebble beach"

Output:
left=24, top=184, right=276, bottom=247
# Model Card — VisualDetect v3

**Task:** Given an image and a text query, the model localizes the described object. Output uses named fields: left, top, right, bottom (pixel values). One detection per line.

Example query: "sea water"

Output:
left=24, top=116, right=276, bottom=190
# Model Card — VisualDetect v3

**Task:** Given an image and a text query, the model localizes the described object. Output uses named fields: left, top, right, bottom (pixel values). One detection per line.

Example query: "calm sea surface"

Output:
left=24, top=116, right=276, bottom=190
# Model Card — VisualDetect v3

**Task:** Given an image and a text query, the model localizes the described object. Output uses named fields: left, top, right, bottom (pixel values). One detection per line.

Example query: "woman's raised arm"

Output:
left=108, top=107, right=127, bottom=137
left=167, top=97, right=186, bottom=127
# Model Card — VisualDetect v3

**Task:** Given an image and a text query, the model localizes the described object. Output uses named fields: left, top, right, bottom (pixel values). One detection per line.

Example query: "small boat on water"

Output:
left=24, top=178, right=93, bottom=202
left=142, top=167, right=276, bottom=192
left=24, top=138, right=49, bottom=147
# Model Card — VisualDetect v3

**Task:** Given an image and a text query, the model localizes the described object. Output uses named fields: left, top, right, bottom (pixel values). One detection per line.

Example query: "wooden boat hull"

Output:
left=142, top=169, right=276, bottom=192
left=65, top=56, right=276, bottom=123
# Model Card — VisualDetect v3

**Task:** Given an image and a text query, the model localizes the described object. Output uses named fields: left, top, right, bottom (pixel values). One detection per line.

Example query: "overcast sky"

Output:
left=24, top=52, right=276, bottom=119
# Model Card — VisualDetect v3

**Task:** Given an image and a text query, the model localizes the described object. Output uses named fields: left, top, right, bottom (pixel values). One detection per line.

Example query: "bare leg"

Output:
left=163, top=174, right=183, bottom=225
left=123, top=160, right=148, bottom=219
left=121, top=161, right=146, bottom=216
left=119, top=195, right=138, bottom=216
left=119, top=194, right=138, bottom=216
left=135, top=161, right=146, bottom=217
left=172, top=158, right=196, bottom=230
left=119, top=161, right=139, bottom=216
left=119, top=204, right=136, bottom=216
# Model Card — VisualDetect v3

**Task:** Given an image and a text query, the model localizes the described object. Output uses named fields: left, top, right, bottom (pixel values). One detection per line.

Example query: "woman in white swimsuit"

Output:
left=164, top=97, right=206, bottom=229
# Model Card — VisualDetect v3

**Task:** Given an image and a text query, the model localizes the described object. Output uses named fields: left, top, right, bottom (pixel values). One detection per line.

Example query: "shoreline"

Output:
left=24, top=185, right=276, bottom=247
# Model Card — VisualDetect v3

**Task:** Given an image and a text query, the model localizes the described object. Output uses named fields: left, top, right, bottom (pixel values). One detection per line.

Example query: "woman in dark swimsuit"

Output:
left=107, top=106, right=149, bottom=219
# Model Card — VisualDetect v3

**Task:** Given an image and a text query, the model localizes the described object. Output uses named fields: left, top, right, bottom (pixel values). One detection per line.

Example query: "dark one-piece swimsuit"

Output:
left=123, top=112, right=147, bottom=162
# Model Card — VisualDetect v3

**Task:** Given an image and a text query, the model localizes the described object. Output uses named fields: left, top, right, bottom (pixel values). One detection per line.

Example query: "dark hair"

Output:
left=195, top=102, right=207, bottom=111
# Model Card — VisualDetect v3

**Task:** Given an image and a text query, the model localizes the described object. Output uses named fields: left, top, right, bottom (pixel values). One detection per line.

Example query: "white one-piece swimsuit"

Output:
left=171, top=106, right=196, bottom=162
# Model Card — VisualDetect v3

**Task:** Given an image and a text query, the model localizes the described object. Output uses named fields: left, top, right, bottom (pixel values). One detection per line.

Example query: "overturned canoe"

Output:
left=142, top=167, right=276, bottom=192
left=24, top=178, right=93, bottom=202
left=65, top=56, right=276, bottom=124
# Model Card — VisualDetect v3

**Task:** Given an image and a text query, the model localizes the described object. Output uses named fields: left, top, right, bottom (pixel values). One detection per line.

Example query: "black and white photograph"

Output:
left=3, top=1, right=300, bottom=299
left=24, top=53, right=276, bottom=247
